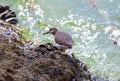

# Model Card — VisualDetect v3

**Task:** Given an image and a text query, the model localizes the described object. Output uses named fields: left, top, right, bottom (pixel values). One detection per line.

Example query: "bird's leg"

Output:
left=55, top=44, right=68, bottom=50
left=65, top=49, right=74, bottom=57
left=53, top=47, right=67, bottom=55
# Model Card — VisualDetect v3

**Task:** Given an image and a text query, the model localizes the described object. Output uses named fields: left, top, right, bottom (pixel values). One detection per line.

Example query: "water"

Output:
left=1, top=0, right=120, bottom=81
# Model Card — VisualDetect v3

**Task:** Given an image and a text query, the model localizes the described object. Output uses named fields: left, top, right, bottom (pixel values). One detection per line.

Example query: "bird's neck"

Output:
left=52, top=31, right=58, bottom=35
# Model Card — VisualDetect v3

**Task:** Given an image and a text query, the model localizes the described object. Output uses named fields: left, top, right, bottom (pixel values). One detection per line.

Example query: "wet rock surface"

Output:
left=0, top=24, right=107, bottom=81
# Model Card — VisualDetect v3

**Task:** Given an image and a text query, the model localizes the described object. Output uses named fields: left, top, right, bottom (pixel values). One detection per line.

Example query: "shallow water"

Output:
left=1, top=0, right=120, bottom=81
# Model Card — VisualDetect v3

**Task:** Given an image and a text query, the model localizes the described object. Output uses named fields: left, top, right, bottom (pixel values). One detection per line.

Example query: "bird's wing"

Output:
left=63, top=33, right=73, bottom=45
left=55, top=32, right=73, bottom=46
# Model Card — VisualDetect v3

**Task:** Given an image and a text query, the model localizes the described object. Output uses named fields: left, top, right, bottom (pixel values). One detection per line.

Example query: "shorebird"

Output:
left=43, top=28, right=74, bottom=49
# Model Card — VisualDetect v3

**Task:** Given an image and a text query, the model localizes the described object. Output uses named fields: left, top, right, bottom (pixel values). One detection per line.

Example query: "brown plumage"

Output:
left=43, top=28, right=74, bottom=48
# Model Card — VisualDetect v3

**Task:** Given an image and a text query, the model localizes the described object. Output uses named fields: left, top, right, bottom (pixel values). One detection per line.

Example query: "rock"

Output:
left=0, top=5, right=18, bottom=25
left=0, top=24, right=94, bottom=81
left=0, top=22, right=109, bottom=81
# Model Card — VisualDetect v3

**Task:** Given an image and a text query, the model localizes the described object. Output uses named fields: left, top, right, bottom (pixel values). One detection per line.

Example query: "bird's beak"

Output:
left=43, top=31, right=50, bottom=35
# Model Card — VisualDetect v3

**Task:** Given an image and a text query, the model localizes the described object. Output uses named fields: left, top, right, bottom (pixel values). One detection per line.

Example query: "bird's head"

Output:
left=43, top=28, right=58, bottom=35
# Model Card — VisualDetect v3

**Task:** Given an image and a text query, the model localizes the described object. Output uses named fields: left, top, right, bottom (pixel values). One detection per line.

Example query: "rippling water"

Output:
left=1, top=0, right=120, bottom=81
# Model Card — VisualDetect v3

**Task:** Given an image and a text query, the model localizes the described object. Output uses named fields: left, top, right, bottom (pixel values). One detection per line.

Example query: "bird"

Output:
left=43, top=28, right=74, bottom=49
